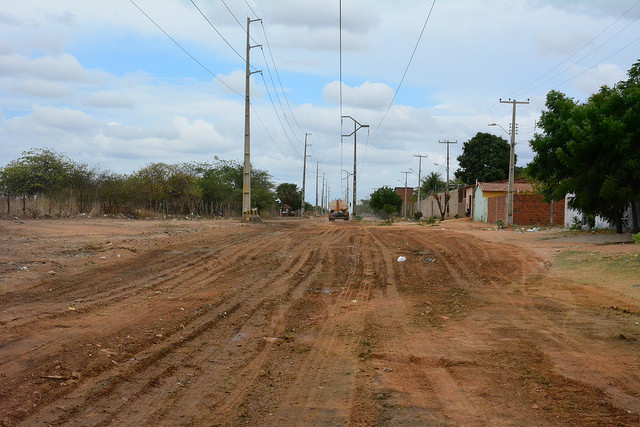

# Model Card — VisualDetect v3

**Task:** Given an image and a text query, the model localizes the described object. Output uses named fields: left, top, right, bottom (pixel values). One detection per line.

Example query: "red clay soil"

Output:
left=0, top=217, right=639, bottom=426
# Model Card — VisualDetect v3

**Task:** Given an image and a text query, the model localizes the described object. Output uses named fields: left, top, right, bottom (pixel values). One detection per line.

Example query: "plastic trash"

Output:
left=397, top=256, right=406, bottom=262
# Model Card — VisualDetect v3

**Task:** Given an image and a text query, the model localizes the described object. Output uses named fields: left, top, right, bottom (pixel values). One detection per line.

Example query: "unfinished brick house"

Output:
left=473, top=178, right=564, bottom=226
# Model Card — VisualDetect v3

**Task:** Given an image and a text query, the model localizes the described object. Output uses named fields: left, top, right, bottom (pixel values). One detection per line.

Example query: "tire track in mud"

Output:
left=6, top=226, right=300, bottom=426
left=261, top=224, right=380, bottom=426
left=19, top=224, right=349, bottom=426
left=360, top=227, right=482, bottom=425
left=0, top=225, right=304, bottom=411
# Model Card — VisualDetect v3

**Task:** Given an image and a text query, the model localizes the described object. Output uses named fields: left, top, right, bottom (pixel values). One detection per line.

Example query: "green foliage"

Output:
left=528, top=61, right=640, bottom=233
left=414, top=211, right=423, bottom=221
left=633, top=233, right=640, bottom=244
left=455, top=132, right=512, bottom=184
left=1, top=149, right=277, bottom=218
left=496, top=219, right=505, bottom=229
left=276, top=183, right=302, bottom=211
left=370, top=186, right=402, bottom=219
left=420, top=172, right=445, bottom=197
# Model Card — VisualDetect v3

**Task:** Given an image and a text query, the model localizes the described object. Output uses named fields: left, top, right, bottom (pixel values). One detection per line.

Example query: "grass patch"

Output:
left=554, top=251, right=640, bottom=294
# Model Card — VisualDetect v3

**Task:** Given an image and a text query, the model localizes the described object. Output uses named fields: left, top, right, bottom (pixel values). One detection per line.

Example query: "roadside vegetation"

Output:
left=0, top=149, right=282, bottom=218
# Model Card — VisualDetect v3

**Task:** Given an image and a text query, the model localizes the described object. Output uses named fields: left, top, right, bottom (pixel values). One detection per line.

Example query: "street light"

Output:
left=488, top=122, right=510, bottom=137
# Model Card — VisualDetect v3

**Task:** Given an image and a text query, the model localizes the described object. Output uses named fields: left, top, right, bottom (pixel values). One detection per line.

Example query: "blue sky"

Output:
left=1, top=0, right=639, bottom=202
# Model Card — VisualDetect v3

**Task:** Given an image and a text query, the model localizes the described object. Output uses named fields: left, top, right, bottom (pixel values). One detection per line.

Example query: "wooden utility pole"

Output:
left=242, top=17, right=262, bottom=219
left=499, top=98, right=529, bottom=225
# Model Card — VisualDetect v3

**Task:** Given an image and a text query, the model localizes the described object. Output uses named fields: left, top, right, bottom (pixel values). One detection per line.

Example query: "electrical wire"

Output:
left=220, top=0, right=306, bottom=151
left=371, top=0, right=437, bottom=135
left=129, top=0, right=241, bottom=96
left=130, top=0, right=292, bottom=161
left=525, top=14, right=640, bottom=96
left=512, top=0, right=640, bottom=98
left=190, top=0, right=253, bottom=69
left=260, top=73, right=302, bottom=157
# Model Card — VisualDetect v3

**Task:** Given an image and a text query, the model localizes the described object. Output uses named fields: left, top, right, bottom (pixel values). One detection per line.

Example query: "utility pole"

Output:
left=342, top=169, right=353, bottom=207
left=499, top=98, right=529, bottom=225
left=414, top=154, right=428, bottom=212
left=242, top=17, right=262, bottom=220
left=301, top=133, right=311, bottom=217
left=401, top=170, right=412, bottom=218
left=439, top=140, right=456, bottom=218
left=315, top=162, right=320, bottom=212
left=321, top=172, right=326, bottom=211
left=341, top=116, right=369, bottom=218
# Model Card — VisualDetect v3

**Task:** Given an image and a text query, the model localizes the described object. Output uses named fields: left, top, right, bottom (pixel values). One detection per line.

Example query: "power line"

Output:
left=130, top=0, right=290, bottom=160
left=190, top=0, right=251, bottom=68
left=525, top=13, right=640, bottom=96
left=260, top=73, right=302, bottom=157
left=220, top=0, right=305, bottom=150
left=513, top=0, right=640, bottom=98
left=259, top=21, right=306, bottom=135
left=129, top=0, right=241, bottom=96
left=244, top=0, right=259, bottom=19
left=371, top=0, right=437, bottom=135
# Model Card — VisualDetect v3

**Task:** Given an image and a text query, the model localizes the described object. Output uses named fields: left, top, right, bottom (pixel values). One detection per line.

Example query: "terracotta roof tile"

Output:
left=478, top=181, right=533, bottom=193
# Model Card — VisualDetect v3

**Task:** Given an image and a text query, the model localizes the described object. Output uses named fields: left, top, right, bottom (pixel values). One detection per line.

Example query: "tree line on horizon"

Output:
left=0, top=149, right=306, bottom=218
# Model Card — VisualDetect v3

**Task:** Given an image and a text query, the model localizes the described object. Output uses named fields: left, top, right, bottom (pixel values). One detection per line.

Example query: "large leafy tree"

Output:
left=455, top=132, right=512, bottom=184
left=276, top=183, right=302, bottom=210
left=369, top=186, right=402, bottom=218
left=528, top=61, right=640, bottom=233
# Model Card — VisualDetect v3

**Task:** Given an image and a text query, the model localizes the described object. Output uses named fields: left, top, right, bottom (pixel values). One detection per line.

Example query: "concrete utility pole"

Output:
left=439, top=140, right=456, bottom=217
left=439, top=140, right=456, bottom=192
left=499, top=98, right=529, bottom=225
left=414, top=154, right=428, bottom=212
left=401, top=169, right=412, bottom=218
left=301, top=133, right=311, bottom=217
left=321, top=172, right=326, bottom=211
left=341, top=116, right=369, bottom=218
left=342, top=169, right=353, bottom=207
left=242, top=17, right=262, bottom=220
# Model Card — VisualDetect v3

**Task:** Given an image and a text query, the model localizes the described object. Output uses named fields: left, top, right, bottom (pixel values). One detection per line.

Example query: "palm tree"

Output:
left=420, top=172, right=445, bottom=198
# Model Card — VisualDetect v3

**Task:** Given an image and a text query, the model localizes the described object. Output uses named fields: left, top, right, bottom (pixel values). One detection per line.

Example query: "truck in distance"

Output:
left=328, top=199, right=349, bottom=221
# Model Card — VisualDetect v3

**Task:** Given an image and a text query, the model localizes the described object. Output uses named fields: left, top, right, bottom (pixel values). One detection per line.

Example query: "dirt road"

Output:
left=1, top=218, right=639, bottom=426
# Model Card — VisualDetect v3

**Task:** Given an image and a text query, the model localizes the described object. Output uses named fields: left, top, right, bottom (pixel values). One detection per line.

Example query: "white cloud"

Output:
left=323, top=81, right=394, bottom=110
left=0, top=53, right=87, bottom=82
left=11, top=78, right=73, bottom=98
left=7, top=105, right=99, bottom=134
left=573, top=62, right=626, bottom=94
left=84, top=91, right=135, bottom=108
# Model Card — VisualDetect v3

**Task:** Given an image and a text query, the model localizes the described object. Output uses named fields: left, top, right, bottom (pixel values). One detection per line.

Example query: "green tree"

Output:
left=369, top=186, right=402, bottom=219
left=276, top=183, right=302, bottom=210
left=455, top=132, right=512, bottom=184
left=420, top=171, right=445, bottom=197
left=528, top=61, right=640, bottom=233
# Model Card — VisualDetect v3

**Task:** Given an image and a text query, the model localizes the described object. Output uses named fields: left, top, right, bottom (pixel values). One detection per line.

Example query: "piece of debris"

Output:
left=439, top=315, right=450, bottom=320
left=397, top=256, right=406, bottom=262
left=383, top=367, right=393, bottom=372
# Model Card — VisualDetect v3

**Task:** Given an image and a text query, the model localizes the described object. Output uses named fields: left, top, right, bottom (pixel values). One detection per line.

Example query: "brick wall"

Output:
left=487, top=194, right=565, bottom=225
left=514, top=194, right=565, bottom=225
